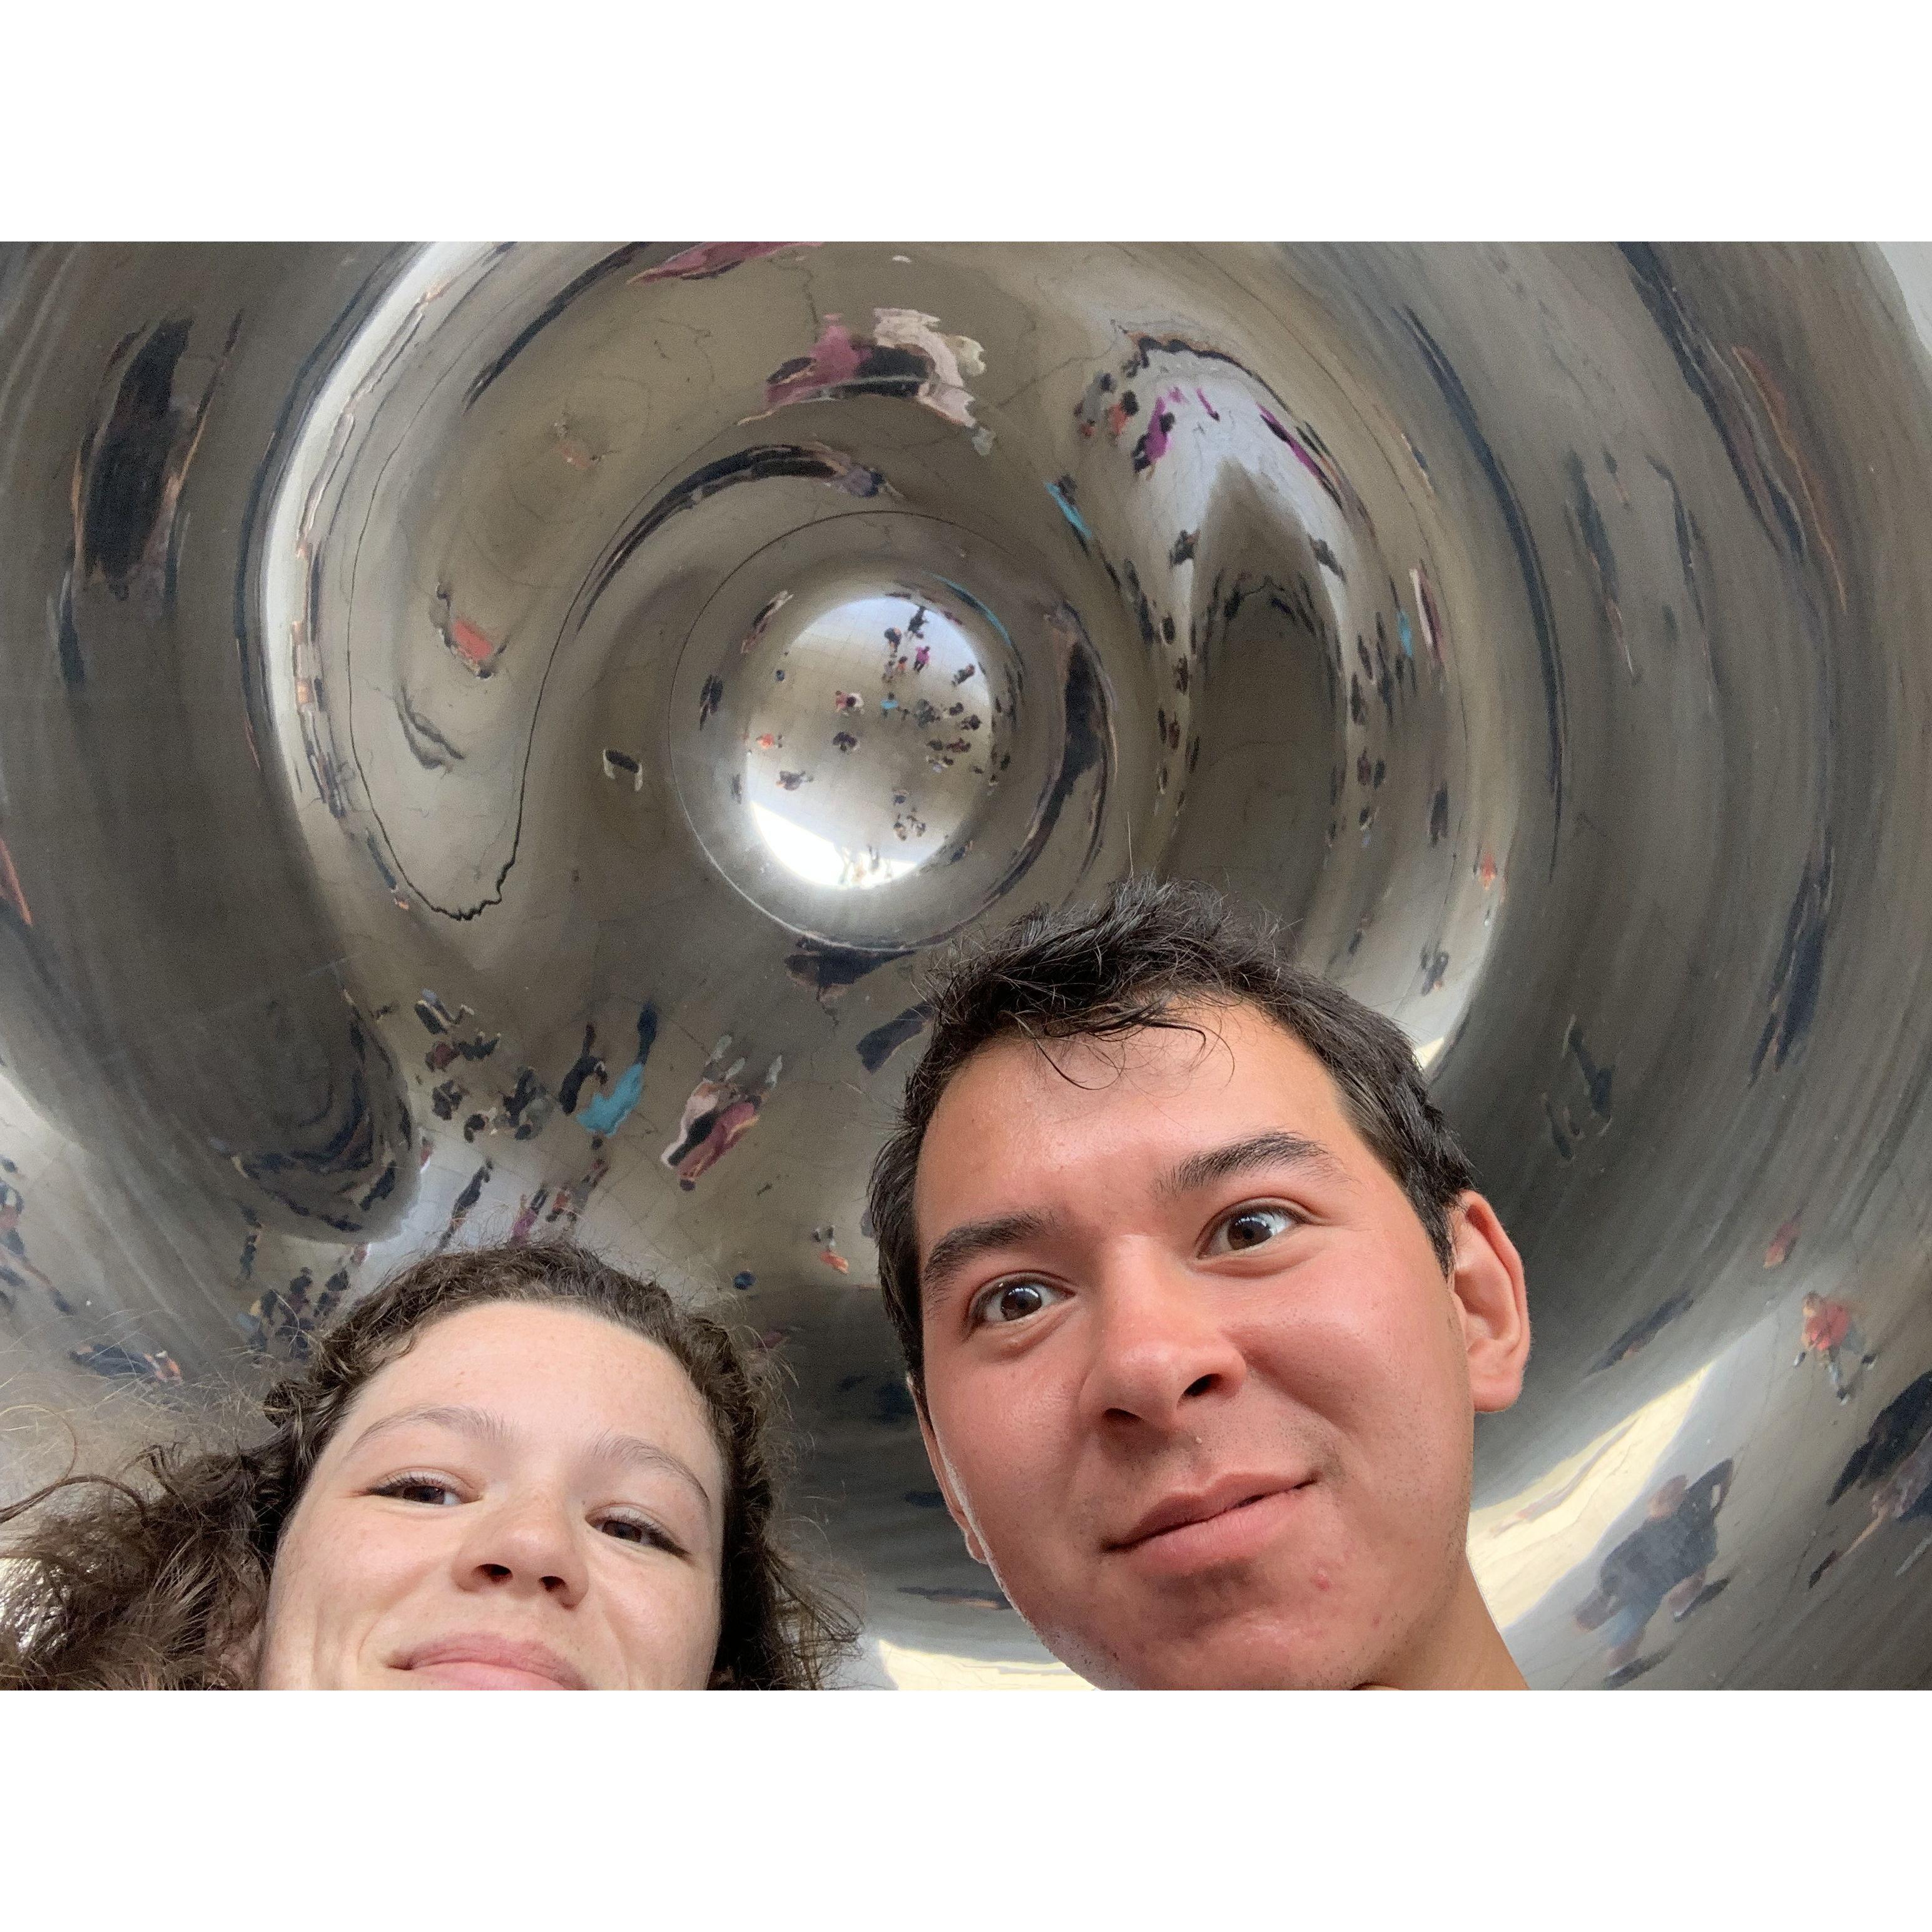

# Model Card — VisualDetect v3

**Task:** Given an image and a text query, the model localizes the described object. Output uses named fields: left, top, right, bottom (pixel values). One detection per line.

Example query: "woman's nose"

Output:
left=453, top=1494, right=590, bottom=1608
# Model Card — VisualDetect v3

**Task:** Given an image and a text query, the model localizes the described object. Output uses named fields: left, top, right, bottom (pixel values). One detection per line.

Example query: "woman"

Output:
left=0, top=1241, right=856, bottom=1688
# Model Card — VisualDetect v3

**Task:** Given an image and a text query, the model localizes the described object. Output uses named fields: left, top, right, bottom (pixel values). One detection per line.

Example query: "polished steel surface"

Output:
left=4, top=241, right=1931, bottom=1686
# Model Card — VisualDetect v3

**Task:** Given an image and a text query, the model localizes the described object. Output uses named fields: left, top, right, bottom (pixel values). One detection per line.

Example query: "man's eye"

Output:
left=1208, top=1206, right=1298, bottom=1254
left=970, top=1279, right=1067, bottom=1328
left=372, top=1475, right=462, bottom=1507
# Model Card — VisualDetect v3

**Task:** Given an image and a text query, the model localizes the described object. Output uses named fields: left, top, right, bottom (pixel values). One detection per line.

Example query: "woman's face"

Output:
left=256, top=1302, right=728, bottom=1689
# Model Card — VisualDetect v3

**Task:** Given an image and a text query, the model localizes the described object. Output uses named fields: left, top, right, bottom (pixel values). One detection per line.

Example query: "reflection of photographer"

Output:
left=1575, top=1461, right=1734, bottom=1687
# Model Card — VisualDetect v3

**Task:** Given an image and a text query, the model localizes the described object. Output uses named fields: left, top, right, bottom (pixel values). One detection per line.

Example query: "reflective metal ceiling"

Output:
left=4, top=241, right=1931, bottom=1686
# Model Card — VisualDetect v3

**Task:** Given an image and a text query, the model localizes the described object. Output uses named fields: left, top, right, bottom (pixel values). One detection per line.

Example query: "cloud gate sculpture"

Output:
left=3, top=239, right=1931, bottom=1687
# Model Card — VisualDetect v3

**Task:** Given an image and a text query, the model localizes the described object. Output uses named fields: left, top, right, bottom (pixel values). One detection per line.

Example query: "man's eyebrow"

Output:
left=345, top=1403, right=512, bottom=1458
left=1160, top=1129, right=1347, bottom=1198
left=921, top=1209, right=1058, bottom=1304
left=588, top=1431, right=718, bottom=1518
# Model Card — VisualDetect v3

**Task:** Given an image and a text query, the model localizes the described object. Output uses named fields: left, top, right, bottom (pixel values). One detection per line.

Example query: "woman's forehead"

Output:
left=352, top=1303, right=716, bottom=1455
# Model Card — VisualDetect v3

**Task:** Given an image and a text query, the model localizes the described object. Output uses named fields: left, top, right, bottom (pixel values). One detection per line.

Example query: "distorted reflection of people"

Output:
left=0, top=1164, right=70, bottom=1316
left=1, top=1243, right=853, bottom=1689
left=1795, top=1291, right=1878, bottom=1403
left=1810, top=1376, right=1932, bottom=1585
left=574, top=1003, right=658, bottom=1139
left=1574, top=1462, right=1734, bottom=1687
left=661, top=1040, right=781, bottom=1191
left=867, top=877, right=1534, bottom=1689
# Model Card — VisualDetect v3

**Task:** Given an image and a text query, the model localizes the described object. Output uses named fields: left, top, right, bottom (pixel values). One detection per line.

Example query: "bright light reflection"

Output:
left=749, top=803, right=918, bottom=892
left=874, top=1637, right=1094, bottom=1690
left=1467, top=1363, right=1712, bottom=1629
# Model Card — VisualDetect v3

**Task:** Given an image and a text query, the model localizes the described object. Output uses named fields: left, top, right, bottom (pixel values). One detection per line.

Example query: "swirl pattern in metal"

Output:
left=3, top=240, right=1931, bottom=1687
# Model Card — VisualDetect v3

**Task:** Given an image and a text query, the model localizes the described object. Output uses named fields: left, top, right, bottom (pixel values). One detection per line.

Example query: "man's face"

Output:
left=911, top=1000, right=1517, bottom=1689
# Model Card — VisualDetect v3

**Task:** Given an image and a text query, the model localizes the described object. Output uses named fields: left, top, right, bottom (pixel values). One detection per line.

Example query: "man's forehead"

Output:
left=914, top=1001, right=1363, bottom=1211
left=939, top=1001, right=1342, bottom=1113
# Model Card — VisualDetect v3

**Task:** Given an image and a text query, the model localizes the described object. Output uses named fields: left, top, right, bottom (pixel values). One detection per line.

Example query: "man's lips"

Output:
left=1107, top=1474, right=1316, bottom=1554
left=396, top=1634, right=589, bottom=1690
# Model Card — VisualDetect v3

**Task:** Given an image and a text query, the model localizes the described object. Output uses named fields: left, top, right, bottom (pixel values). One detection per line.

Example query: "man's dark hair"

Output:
left=867, top=875, right=1477, bottom=1395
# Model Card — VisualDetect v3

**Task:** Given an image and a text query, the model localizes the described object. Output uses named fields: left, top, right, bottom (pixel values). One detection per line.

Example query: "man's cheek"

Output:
left=962, top=1457, right=1052, bottom=1581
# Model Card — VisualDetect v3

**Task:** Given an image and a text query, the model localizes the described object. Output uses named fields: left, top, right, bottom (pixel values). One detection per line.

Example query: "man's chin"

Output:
left=1037, top=1605, right=1378, bottom=1691
left=1121, top=1650, right=1369, bottom=1691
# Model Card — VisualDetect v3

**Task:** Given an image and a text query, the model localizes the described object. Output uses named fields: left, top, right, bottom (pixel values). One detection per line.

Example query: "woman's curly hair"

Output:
left=0, top=1240, right=858, bottom=1689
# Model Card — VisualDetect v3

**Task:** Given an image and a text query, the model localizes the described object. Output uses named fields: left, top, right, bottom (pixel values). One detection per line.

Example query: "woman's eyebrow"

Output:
left=1160, top=1129, right=1346, bottom=1197
left=587, top=1432, right=718, bottom=1518
left=345, top=1403, right=511, bottom=1458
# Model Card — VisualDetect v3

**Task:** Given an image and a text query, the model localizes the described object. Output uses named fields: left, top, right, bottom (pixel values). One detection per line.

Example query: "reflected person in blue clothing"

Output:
left=577, top=1004, right=658, bottom=1138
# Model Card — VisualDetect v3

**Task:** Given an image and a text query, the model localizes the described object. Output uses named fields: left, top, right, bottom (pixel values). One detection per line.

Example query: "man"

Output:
left=1573, top=1463, right=1732, bottom=1687
left=867, top=877, right=1532, bottom=1689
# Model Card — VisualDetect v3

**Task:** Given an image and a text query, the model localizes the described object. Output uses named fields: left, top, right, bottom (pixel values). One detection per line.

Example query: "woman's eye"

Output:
left=1208, top=1205, right=1298, bottom=1254
left=971, top=1279, right=1067, bottom=1328
left=599, top=1517, right=682, bottom=1555
left=373, top=1477, right=462, bottom=1507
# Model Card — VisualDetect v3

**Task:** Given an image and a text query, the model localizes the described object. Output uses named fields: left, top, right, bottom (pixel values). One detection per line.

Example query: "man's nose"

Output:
left=452, top=1493, right=590, bottom=1608
left=1079, top=1253, right=1247, bottom=1431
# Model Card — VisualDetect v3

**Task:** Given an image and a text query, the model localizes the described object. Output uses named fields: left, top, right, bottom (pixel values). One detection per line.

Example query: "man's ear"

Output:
left=1448, top=1191, right=1531, bottom=1413
left=913, top=1380, right=990, bottom=1566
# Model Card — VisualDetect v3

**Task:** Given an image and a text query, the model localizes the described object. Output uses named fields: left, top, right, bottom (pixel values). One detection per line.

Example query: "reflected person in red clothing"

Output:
left=1796, top=1292, right=1877, bottom=1403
